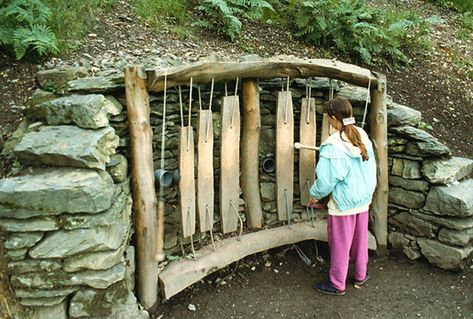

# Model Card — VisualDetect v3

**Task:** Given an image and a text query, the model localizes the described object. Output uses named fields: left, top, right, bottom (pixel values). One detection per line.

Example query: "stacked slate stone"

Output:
left=0, top=68, right=147, bottom=318
left=386, top=101, right=473, bottom=271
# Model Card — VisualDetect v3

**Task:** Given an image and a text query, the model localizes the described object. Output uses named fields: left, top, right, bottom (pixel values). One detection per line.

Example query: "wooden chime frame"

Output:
left=124, top=57, right=388, bottom=309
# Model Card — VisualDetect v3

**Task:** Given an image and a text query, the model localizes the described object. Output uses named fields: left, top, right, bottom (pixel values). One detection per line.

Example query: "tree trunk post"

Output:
left=241, top=79, right=263, bottom=229
left=125, top=66, right=158, bottom=309
left=369, top=73, right=388, bottom=256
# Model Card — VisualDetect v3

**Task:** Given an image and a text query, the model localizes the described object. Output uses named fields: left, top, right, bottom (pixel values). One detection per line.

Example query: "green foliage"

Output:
left=0, top=0, right=59, bottom=60
left=427, top=0, right=473, bottom=13
left=292, top=0, right=440, bottom=65
left=43, top=0, right=118, bottom=53
left=196, top=0, right=274, bottom=40
left=457, top=11, right=473, bottom=40
left=131, top=0, right=189, bottom=28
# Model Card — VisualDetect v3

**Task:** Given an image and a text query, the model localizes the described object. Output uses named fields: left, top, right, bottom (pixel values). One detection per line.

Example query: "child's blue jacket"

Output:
left=309, top=128, right=377, bottom=212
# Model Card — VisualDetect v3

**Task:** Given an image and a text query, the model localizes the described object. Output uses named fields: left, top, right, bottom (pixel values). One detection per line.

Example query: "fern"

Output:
left=196, top=0, right=274, bottom=40
left=0, top=0, right=58, bottom=60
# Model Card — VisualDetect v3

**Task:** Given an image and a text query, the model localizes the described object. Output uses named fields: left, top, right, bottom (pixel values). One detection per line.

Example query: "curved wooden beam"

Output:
left=146, top=57, right=378, bottom=92
left=159, top=220, right=377, bottom=299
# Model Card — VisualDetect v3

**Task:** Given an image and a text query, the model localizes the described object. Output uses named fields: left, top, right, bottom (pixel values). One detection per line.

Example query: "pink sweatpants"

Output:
left=327, top=211, right=369, bottom=291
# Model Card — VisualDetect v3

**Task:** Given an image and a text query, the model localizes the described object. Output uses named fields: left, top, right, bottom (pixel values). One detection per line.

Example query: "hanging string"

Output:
left=306, top=77, right=312, bottom=124
left=225, top=81, right=228, bottom=96
left=187, top=208, right=196, bottom=261
left=361, top=77, right=372, bottom=129
left=198, top=86, right=202, bottom=111
left=206, top=205, right=216, bottom=251
left=329, top=78, right=334, bottom=100
left=159, top=73, right=168, bottom=199
left=230, top=200, right=243, bottom=241
left=230, top=77, right=239, bottom=129
left=206, top=79, right=215, bottom=142
left=179, top=86, right=184, bottom=127
left=187, top=78, right=193, bottom=151
left=284, top=76, right=290, bottom=124
left=306, top=180, right=315, bottom=227
left=285, top=189, right=291, bottom=227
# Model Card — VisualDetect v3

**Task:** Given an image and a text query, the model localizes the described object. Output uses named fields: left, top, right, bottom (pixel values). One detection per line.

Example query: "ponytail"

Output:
left=341, top=125, right=369, bottom=161
left=327, top=97, right=369, bottom=161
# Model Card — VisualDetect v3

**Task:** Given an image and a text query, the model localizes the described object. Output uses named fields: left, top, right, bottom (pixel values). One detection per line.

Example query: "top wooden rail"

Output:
left=146, top=57, right=378, bottom=92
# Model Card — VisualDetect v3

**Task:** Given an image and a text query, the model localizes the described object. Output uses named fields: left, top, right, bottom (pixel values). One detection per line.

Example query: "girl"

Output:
left=309, top=96, right=377, bottom=295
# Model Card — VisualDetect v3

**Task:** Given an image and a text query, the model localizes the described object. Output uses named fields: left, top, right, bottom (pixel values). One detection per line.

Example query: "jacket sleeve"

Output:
left=309, top=145, right=349, bottom=200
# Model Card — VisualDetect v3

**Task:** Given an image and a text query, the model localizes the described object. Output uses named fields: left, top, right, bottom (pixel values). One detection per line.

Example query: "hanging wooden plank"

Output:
left=179, top=126, right=196, bottom=238
left=220, top=95, right=240, bottom=233
left=369, top=73, right=388, bottom=256
left=124, top=66, right=158, bottom=310
left=147, top=57, right=378, bottom=92
left=159, top=220, right=377, bottom=299
left=276, top=91, right=294, bottom=221
left=299, top=97, right=316, bottom=205
left=241, top=80, right=263, bottom=229
left=197, top=110, right=214, bottom=233
left=320, top=113, right=331, bottom=144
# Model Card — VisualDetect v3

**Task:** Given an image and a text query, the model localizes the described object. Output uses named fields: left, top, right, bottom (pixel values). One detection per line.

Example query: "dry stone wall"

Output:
left=1, top=60, right=472, bottom=317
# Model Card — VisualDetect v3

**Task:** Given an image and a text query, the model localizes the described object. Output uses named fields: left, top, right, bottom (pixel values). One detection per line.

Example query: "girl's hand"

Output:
left=307, top=197, right=318, bottom=207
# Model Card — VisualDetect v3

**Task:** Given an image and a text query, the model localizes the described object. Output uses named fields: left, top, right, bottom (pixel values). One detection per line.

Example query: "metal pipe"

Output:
left=262, top=157, right=275, bottom=173
left=154, top=169, right=173, bottom=187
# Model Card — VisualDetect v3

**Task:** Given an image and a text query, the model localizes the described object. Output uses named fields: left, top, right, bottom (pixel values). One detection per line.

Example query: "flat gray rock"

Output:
left=5, top=232, right=44, bottom=250
left=15, top=125, right=118, bottom=170
left=422, top=157, right=473, bottom=185
left=387, top=102, right=421, bottom=127
left=424, top=179, right=473, bottom=217
left=417, top=238, right=473, bottom=271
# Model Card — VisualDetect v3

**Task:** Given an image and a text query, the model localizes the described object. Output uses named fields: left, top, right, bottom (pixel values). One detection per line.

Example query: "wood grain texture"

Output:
left=299, top=98, right=317, bottom=205
left=179, top=126, right=196, bottom=238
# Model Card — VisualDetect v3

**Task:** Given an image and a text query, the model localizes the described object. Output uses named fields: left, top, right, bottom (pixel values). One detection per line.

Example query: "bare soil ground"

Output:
left=0, top=0, right=472, bottom=318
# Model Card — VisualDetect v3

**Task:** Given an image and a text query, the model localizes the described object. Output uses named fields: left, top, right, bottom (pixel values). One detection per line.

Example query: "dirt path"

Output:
left=153, top=244, right=472, bottom=319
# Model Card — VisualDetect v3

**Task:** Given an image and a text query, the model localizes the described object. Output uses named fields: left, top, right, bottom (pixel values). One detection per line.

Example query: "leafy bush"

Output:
left=292, top=0, right=440, bottom=64
left=196, top=0, right=274, bottom=40
left=0, top=0, right=59, bottom=60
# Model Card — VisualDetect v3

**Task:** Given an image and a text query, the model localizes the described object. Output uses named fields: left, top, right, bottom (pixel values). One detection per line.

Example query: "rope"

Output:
left=188, top=207, right=196, bottom=261
left=159, top=73, right=167, bottom=194
left=205, top=79, right=215, bottom=142
left=361, top=77, right=371, bottom=129
left=179, top=86, right=184, bottom=127
left=187, top=78, right=193, bottom=151
left=198, top=86, right=202, bottom=111
left=284, top=76, right=289, bottom=124
left=306, top=78, right=312, bottom=124
left=284, top=189, right=291, bottom=227
left=206, top=205, right=216, bottom=251
left=306, top=180, right=315, bottom=227
left=230, top=200, right=243, bottom=240
left=329, top=78, right=334, bottom=100
left=230, top=77, right=239, bottom=129
left=293, top=244, right=312, bottom=266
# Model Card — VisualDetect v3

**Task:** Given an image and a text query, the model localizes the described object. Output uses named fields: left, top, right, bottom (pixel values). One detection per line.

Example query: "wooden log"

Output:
left=179, top=126, right=196, bottom=238
left=299, top=98, right=316, bottom=205
left=220, top=96, right=240, bottom=233
left=197, top=110, right=214, bottom=232
left=147, top=57, right=377, bottom=92
left=369, top=73, right=388, bottom=256
left=124, top=66, right=158, bottom=309
left=241, top=80, right=263, bottom=229
left=276, top=91, right=294, bottom=221
left=158, top=220, right=377, bottom=299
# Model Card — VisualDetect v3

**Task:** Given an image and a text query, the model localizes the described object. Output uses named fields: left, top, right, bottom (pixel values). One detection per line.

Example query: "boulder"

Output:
left=387, top=102, right=421, bottom=127
left=11, top=263, right=126, bottom=289
left=0, top=168, right=115, bottom=214
left=417, top=239, right=473, bottom=271
left=390, top=211, right=438, bottom=238
left=388, top=187, right=425, bottom=209
left=391, top=158, right=421, bottom=179
left=422, top=157, right=473, bottom=185
left=31, top=94, right=121, bottom=129
left=411, top=211, right=473, bottom=231
left=5, top=232, right=44, bottom=250
left=390, top=126, right=451, bottom=157
left=14, top=125, right=118, bottom=170
left=388, top=231, right=410, bottom=251
left=388, top=175, right=429, bottom=193
left=106, top=154, right=128, bottom=183
left=63, top=245, right=125, bottom=273
left=67, top=73, right=125, bottom=93
left=36, top=66, right=88, bottom=93
left=424, top=179, right=473, bottom=217
left=438, top=227, right=473, bottom=247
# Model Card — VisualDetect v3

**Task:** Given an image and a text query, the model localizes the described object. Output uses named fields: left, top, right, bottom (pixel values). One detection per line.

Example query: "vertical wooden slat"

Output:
left=369, top=73, right=388, bottom=256
left=220, top=96, right=240, bottom=233
left=320, top=114, right=331, bottom=144
left=124, top=66, right=158, bottom=310
left=276, top=91, right=294, bottom=221
left=197, top=110, right=214, bottom=232
left=299, top=98, right=317, bottom=205
left=179, top=126, right=196, bottom=238
left=241, top=80, right=263, bottom=229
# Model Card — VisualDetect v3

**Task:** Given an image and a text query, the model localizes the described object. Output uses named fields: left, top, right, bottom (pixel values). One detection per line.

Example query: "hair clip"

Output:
left=342, top=117, right=355, bottom=126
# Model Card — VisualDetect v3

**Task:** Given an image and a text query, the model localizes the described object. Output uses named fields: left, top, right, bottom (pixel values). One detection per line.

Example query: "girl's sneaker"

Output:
left=313, top=282, right=345, bottom=296
left=353, top=273, right=370, bottom=288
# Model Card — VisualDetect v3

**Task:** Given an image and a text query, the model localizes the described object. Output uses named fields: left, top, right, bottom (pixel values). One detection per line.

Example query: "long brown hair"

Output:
left=326, top=97, right=369, bottom=161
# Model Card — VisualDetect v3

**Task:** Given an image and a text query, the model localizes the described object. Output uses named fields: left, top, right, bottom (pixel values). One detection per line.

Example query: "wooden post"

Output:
left=125, top=66, right=158, bottom=309
left=241, top=79, right=263, bottom=229
left=369, top=73, right=388, bottom=256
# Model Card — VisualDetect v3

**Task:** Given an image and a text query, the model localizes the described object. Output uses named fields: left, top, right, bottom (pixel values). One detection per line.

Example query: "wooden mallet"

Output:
left=294, top=142, right=319, bottom=151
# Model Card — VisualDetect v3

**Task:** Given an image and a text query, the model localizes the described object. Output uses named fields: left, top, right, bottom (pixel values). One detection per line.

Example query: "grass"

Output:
left=44, top=0, right=118, bottom=53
